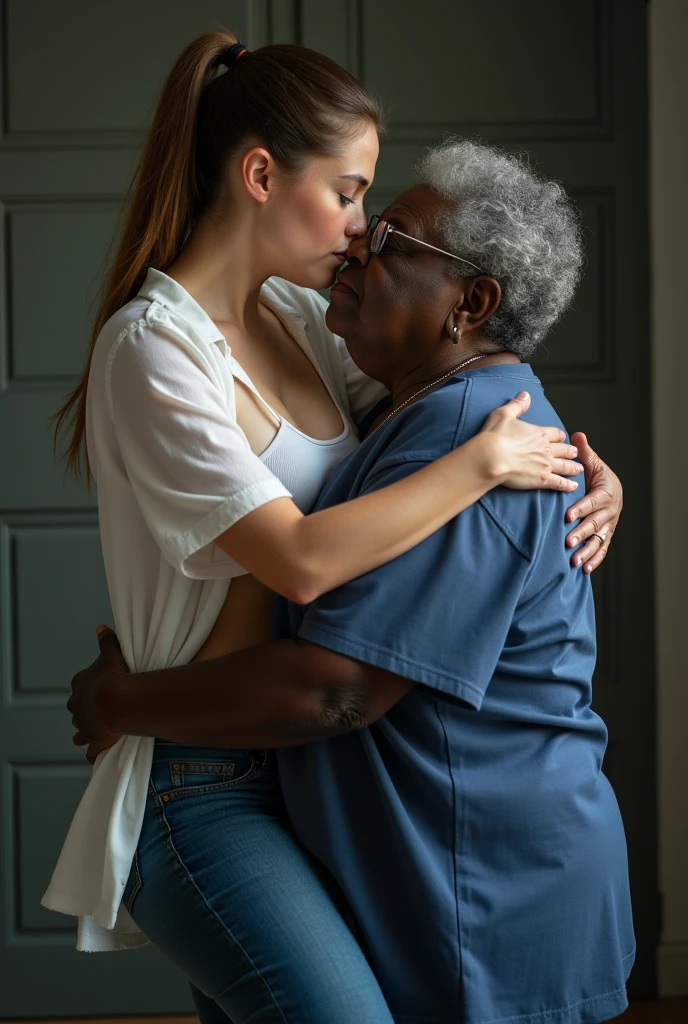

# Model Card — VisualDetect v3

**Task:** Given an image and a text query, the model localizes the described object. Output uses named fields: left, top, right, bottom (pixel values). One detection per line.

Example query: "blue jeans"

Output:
left=123, top=743, right=393, bottom=1024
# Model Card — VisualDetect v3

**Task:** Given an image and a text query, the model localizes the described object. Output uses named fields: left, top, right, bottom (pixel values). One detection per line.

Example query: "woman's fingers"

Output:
left=542, top=474, right=580, bottom=492
left=543, top=426, right=568, bottom=443
left=550, top=442, right=579, bottom=460
left=505, top=391, right=531, bottom=418
left=548, top=443, right=584, bottom=476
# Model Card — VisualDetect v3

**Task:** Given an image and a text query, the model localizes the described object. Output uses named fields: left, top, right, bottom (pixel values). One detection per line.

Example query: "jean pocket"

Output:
left=160, top=752, right=260, bottom=800
left=122, top=850, right=143, bottom=916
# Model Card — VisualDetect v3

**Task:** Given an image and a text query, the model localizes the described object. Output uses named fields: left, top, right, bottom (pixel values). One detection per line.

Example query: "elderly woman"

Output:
left=68, top=140, right=632, bottom=1024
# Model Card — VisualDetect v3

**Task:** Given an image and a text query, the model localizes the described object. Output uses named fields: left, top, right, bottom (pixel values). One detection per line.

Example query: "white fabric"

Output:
left=41, top=268, right=385, bottom=951
left=261, top=414, right=359, bottom=513
left=233, top=358, right=360, bottom=513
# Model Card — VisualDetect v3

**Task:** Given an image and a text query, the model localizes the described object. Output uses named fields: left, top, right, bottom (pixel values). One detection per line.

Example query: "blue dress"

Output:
left=276, top=364, right=634, bottom=1024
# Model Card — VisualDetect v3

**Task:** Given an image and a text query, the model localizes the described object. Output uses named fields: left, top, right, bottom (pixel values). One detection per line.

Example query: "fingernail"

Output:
left=96, top=624, right=108, bottom=636
left=518, top=391, right=529, bottom=400
left=570, top=535, right=579, bottom=545
left=571, top=481, right=579, bottom=489
left=572, top=447, right=578, bottom=456
left=570, top=509, right=578, bottom=519
left=574, top=555, right=582, bottom=566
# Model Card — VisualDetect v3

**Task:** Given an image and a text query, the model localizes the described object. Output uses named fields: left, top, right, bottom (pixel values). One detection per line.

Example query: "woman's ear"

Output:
left=238, top=147, right=275, bottom=204
left=462, top=276, right=502, bottom=330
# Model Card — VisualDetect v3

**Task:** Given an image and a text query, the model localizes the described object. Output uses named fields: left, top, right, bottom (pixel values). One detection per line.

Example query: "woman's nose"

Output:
left=346, top=204, right=368, bottom=238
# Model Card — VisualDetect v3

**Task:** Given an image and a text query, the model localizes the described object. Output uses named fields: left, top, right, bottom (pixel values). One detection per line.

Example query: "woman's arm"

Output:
left=215, top=392, right=580, bottom=604
left=107, top=326, right=579, bottom=600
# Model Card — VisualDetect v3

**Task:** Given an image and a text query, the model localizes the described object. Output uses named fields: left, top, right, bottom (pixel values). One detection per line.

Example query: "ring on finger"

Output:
left=592, top=532, right=607, bottom=546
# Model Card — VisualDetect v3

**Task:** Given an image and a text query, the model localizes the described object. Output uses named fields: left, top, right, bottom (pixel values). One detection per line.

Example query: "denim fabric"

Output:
left=123, top=742, right=393, bottom=1024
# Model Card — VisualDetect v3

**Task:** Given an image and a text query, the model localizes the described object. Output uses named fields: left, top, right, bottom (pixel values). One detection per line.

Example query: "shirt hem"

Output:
left=391, top=979, right=629, bottom=1024
left=41, top=893, right=149, bottom=952
left=297, top=621, right=485, bottom=709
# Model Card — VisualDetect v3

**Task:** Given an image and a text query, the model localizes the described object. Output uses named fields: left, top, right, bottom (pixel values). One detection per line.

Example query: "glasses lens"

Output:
left=370, top=217, right=387, bottom=254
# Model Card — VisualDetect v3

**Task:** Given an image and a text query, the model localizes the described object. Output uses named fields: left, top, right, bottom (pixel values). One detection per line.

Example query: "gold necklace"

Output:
left=378, top=354, right=485, bottom=428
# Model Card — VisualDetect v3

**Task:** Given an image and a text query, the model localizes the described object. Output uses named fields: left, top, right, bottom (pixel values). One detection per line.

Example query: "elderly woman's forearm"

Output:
left=96, top=639, right=406, bottom=747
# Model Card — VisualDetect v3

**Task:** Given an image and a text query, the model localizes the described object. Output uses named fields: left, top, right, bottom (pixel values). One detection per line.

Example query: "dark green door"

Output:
left=0, top=0, right=655, bottom=1014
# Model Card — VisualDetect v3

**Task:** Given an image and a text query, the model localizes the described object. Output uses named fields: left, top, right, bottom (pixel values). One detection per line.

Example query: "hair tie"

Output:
left=215, top=42, right=248, bottom=69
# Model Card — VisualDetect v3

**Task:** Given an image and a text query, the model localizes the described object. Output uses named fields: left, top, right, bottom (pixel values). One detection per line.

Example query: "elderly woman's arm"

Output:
left=70, top=629, right=409, bottom=758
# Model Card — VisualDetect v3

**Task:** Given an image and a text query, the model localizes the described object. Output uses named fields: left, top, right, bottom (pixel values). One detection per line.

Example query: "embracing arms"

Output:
left=110, top=327, right=587, bottom=603
left=71, top=631, right=408, bottom=758
left=215, top=391, right=582, bottom=603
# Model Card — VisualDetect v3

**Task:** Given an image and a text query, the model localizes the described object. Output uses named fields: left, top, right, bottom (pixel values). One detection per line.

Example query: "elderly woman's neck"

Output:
left=384, top=344, right=520, bottom=409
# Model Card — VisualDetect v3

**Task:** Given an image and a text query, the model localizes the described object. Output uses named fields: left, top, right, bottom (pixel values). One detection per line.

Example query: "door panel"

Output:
left=0, top=0, right=656, bottom=1014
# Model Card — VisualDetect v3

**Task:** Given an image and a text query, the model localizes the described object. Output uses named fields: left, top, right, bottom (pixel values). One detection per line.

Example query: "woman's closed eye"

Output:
left=339, top=194, right=356, bottom=207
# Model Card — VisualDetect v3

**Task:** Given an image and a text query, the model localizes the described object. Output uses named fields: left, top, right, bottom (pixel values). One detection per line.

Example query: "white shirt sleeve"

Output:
left=105, top=311, right=291, bottom=579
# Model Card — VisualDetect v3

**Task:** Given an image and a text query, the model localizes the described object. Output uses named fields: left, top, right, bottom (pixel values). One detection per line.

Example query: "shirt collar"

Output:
left=138, top=268, right=226, bottom=346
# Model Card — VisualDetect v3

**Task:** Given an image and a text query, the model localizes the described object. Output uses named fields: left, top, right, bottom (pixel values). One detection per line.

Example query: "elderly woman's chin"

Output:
left=326, top=282, right=358, bottom=336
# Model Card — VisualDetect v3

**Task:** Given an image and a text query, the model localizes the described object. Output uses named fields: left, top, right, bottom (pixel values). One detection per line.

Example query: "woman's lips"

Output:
left=332, top=252, right=348, bottom=264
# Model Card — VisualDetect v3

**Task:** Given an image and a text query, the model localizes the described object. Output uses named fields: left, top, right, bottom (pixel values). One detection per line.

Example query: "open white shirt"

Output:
left=42, top=269, right=384, bottom=951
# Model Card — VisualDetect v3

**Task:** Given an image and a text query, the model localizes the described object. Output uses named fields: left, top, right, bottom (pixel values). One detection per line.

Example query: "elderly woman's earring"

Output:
left=452, top=325, right=462, bottom=344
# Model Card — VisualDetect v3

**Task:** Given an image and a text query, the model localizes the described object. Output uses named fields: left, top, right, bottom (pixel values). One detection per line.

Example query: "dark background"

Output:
left=0, top=0, right=681, bottom=1015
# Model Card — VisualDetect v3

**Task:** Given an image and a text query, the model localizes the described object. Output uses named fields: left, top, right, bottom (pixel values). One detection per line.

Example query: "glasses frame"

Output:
left=367, top=214, right=483, bottom=274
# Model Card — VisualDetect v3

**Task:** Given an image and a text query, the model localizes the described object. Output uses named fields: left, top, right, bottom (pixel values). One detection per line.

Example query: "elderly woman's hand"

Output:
left=69, top=626, right=127, bottom=764
left=480, top=391, right=583, bottom=492
left=564, top=433, right=622, bottom=574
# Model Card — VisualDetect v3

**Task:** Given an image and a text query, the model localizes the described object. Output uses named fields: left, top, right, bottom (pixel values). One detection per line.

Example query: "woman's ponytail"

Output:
left=53, top=30, right=237, bottom=480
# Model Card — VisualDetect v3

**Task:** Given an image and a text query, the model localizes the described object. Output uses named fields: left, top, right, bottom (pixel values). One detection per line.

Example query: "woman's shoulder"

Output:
left=93, top=290, right=213, bottom=368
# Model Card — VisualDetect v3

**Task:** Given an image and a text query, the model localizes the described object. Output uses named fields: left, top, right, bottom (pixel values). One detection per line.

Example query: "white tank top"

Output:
left=233, top=363, right=360, bottom=513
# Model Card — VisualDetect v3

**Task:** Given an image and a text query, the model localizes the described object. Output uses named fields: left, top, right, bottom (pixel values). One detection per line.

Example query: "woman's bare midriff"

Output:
left=194, top=573, right=275, bottom=662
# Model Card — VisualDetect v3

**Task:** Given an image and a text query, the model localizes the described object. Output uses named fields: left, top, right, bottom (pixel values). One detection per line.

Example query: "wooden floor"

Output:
left=7, top=1002, right=688, bottom=1023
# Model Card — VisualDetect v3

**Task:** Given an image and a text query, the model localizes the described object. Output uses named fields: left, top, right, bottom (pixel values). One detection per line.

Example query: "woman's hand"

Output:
left=69, top=625, right=127, bottom=764
left=480, top=392, right=583, bottom=492
left=564, top=432, right=622, bottom=574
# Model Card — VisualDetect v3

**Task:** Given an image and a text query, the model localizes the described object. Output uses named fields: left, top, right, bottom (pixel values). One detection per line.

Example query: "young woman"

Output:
left=45, top=31, right=618, bottom=1024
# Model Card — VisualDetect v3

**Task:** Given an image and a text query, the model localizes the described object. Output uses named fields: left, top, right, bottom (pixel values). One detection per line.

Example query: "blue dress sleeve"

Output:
left=298, top=458, right=532, bottom=710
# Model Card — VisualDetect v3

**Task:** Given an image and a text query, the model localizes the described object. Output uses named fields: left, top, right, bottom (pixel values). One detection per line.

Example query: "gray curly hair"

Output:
left=415, top=139, right=584, bottom=359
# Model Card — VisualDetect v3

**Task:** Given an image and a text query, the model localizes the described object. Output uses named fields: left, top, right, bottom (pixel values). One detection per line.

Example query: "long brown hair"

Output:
left=55, top=30, right=383, bottom=479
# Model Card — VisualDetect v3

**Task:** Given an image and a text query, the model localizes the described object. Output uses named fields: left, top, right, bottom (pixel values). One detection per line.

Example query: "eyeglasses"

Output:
left=367, top=214, right=483, bottom=273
